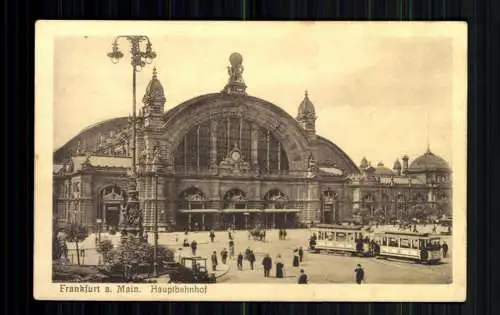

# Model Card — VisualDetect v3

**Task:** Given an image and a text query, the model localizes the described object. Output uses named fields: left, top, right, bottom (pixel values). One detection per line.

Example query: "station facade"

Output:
left=53, top=53, right=452, bottom=231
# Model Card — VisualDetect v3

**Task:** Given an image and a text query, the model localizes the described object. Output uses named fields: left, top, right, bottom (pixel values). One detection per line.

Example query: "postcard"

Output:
left=34, top=21, right=467, bottom=301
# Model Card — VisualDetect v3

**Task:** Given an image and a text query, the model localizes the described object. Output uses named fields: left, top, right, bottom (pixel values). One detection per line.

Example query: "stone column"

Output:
left=209, top=120, right=218, bottom=172
left=251, top=123, right=259, bottom=170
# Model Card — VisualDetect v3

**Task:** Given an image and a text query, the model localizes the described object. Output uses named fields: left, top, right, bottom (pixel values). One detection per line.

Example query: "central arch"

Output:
left=160, top=94, right=312, bottom=170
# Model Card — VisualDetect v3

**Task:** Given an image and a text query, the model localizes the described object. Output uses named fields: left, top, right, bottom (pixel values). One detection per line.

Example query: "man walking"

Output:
left=262, top=254, right=272, bottom=277
left=298, top=269, right=308, bottom=284
left=237, top=252, right=244, bottom=270
left=354, top=264, right=365, bottom=284
left=190, top=240, right=197, bottom=256
left=211, top=251, right=218, bottom=271
left=221, top=248, right=228, bottom=264
left=298, top=247, right=304, bottom=262
left=248, top=250, right=256, bottom=270
left=442, top=241, right=449, bottom=258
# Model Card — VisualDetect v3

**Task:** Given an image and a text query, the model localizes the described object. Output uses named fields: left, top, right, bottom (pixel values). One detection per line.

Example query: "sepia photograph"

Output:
left=35, top=21, right=467, bottom=301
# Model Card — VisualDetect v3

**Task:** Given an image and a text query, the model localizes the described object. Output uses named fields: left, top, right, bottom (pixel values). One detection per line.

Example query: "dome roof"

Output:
left=374, top=162, right=394, bottom=176
left=408, top=149, right=450, bottom=172
left=142, top=68, right=165, bottom=104
left=297, top=90, right=316, bottom=118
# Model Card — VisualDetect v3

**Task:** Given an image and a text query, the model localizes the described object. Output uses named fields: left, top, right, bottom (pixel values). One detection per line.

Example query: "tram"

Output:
left=309, top=224, right=372, bottom=256
left=374, top=231, right=442, bottom=264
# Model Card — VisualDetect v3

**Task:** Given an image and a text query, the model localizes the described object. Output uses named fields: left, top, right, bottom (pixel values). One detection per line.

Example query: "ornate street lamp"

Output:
left=107, top=36, right=157, bottom=239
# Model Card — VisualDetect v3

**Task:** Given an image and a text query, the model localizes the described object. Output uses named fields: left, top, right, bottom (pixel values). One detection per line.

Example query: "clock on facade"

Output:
left=231, top=150, right=241, bottom=161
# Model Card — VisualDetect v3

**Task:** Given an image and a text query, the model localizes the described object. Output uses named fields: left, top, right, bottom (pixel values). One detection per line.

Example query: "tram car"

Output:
left=374, top=231, right=442, bottom=264
left=310, top=224, right=372, bottom=256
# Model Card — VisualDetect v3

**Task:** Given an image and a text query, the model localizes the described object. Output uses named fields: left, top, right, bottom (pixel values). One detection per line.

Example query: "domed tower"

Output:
left=393, top=158, right=402, bottom=176
left=360, top=157, right=369, bottom=169
left=142, top=67, right=166, bottom=129
left=296, top=90, right=317, bottom=137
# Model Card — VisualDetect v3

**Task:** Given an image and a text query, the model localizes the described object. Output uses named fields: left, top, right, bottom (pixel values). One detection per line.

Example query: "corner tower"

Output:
left=142, top=67, right=166, bottom=129
left=296, top=90, right=317, bottom=138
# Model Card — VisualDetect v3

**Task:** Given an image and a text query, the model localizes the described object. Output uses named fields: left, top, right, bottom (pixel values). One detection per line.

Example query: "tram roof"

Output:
left=377, top=231, right=438, bottom=238
left=313, top=224, right=364, bottom=231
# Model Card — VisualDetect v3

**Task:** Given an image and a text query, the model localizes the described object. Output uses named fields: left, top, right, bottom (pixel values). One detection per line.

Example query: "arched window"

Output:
left=264, top=189, right=288, bottom=209
left=223, top=189, right=247, bottom=209
left=178, top=187, right=206, bottom=210
left=174, top=118, right=289, bottom=173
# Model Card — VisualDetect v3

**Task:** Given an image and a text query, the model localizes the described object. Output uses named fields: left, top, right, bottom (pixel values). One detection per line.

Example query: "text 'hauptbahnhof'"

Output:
left=53, top=53, right=452, bottom=232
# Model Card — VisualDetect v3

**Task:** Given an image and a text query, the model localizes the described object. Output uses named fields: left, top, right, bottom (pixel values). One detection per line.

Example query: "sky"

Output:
left=53, top=23, right=459, bottom=168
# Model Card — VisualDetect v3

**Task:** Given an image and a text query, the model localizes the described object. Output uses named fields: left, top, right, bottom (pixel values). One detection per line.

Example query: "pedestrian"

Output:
left=190, top=240, right=197, bottom=256
left=209, top=230, right=215, bottom=243
left=221, top=248, right=228, bottom=264
left=442, top=241, right=449, bottom=258
left=283, top=229, right=287, bottom=240
left=292, top=249, right=300, bottom=267
left=228, top=230, right=233, bottom=240
left=275, top=254, right=284, bottom=278
left=298, top=269, right=308, bottom=284
left=237, top=252, right=244, bottom=270
left=183, top=238, right=189, bottom=247
left=211, top=251, right=218, bottom=271
left=248, top=250, right=256, bottom=270
left=354, top=264, right=365, bottom=284
left=298, top=246, right=304, bottom=262
left=174, top=247, right=183, bottom=263
left=229, top=243, right=235, bottom=260
left=279, top=229, right=283, bottom=240
left=262, top=254, right=272, bottom=277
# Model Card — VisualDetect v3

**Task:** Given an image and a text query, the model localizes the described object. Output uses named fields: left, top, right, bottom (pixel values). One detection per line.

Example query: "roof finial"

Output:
left=305, top=90, right=309, bottom=98
left=152, top=67, right=157, bottom=79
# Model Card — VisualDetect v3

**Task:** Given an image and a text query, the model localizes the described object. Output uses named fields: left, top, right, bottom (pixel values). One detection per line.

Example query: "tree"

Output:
left=96, top=239, right=114, bottom=261
left=63, top=223, right=90, bottom=265
left=104, top=235, right=174, bottom=281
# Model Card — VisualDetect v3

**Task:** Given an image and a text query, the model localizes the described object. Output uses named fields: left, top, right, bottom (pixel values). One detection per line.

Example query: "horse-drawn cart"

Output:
left=248, top=227, right=266, bottom=241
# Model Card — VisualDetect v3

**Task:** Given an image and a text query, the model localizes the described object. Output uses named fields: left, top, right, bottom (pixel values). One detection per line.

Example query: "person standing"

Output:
left=237, top=252, right=244, bottom=270
left=190, top=240, right=198, bottom=256
left=442, top=241, right=449, bottom=258
left=298, top=247, right=304, bottom=262
left=229, top=241, right=235, bottom=260
left=221, top=248, right=228, bottom=264
left=298, top=269, right=308, bottom=284
left=211, top=251, right=218, bottom=271
left=292, top=249, right=300, bottom=267
left=209, top=230, right=215, bottom=243
left=275, top=254, right=284, bottom=278
left=262, top=254, right=272, bottom=277
left=174, top=247, right=183, bottom=263
left=248, top=250, right=256, bottom=270
left=354, top=264, right=365, bottom=284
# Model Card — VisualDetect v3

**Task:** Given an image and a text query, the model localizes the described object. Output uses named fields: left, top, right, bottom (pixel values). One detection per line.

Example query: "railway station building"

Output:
left=53, top=53, right=452, bottom=231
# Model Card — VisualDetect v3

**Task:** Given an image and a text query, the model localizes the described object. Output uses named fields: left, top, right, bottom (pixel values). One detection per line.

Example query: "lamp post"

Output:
left=107, top=36, right=157, bottom=238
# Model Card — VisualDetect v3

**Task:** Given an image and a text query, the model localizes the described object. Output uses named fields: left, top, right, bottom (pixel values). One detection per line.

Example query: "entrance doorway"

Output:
left=98, top=185, right=126, bottom=230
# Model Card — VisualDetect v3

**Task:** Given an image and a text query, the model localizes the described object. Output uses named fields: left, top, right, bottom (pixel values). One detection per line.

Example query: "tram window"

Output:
left=400, top=239, right=411, bottom=248
left=411, top=240, right=419, bottom=249
left=318, top=232, right=323, bottom=240
left=327, top=232, right=335, bottom=241
left=382, top=237, right=387, bottom=246
left=388, top=237, right=398, bottom=247
left=336, top=232, right=346, bottom=241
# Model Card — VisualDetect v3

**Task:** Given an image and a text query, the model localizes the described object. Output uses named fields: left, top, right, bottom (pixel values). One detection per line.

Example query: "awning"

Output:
left=178, top=209, right=220, bottom=214
left=262, top=208, right=301, bottom=213
left=220, top=209, right=262, bottom=213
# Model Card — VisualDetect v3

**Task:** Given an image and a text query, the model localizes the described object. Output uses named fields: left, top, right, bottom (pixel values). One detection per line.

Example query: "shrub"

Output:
left=96, top=239, right=114, bottom=261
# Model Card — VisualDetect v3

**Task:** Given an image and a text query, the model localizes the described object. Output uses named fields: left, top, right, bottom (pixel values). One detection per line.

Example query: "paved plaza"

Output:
left=67, top=226, right=452, bottom=284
